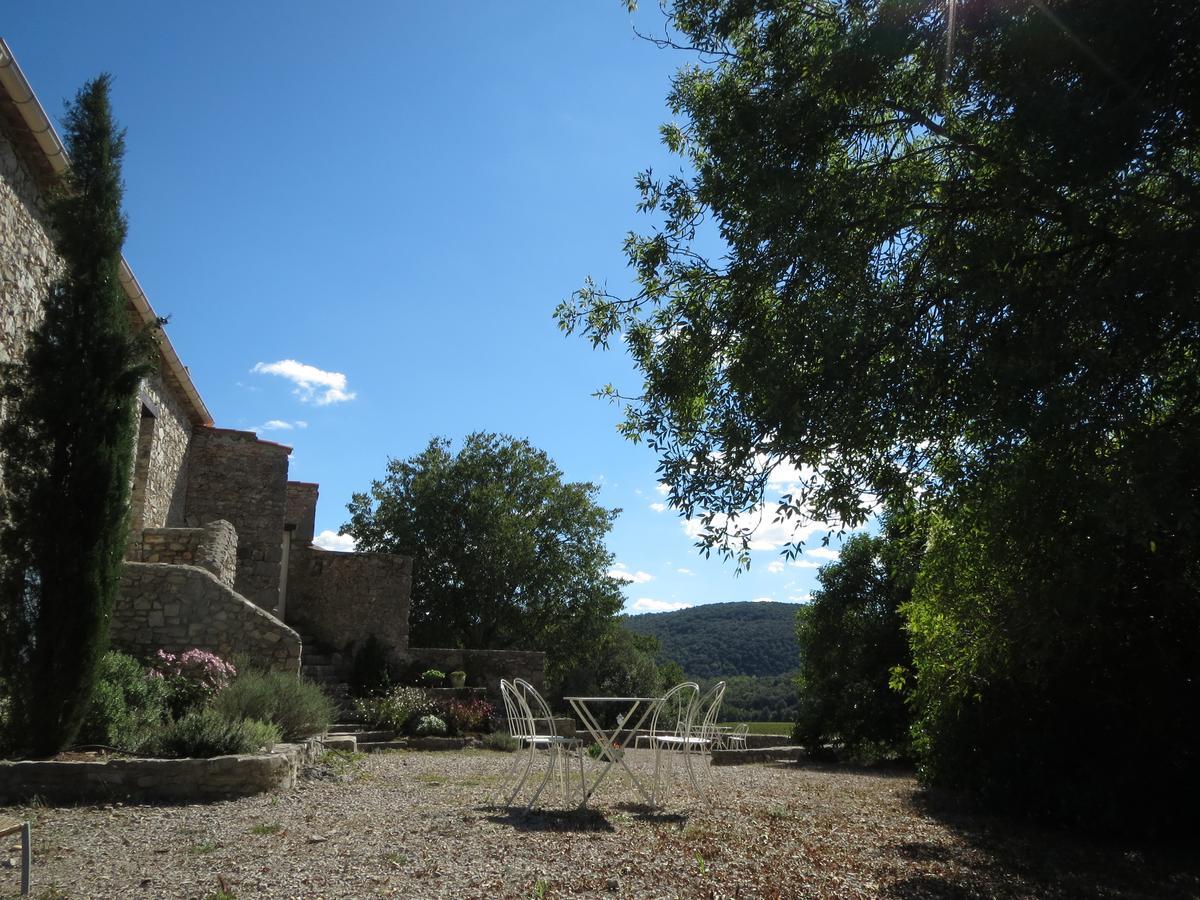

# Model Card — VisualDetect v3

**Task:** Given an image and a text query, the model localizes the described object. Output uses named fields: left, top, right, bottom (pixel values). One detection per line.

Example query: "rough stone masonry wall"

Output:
left=401, top=647, right=546, bottom=708
left=1, top=121, right=195, bottom=533
left=135, top=369, right=195, bottom=528
left=285, top=545, right=411, bottom=656
left=114, top=562, right=300, bottom=672
left=139, top=519, right=237, bottom=588
left=286, top=481, right=318, bottom=544
left=0, top=118, right=53, bottom=373
left=184, top=428, right=290, bottom=611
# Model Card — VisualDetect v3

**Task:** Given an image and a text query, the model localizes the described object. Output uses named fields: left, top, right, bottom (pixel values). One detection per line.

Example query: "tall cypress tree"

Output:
left=0, top=75, right=153, bottom=756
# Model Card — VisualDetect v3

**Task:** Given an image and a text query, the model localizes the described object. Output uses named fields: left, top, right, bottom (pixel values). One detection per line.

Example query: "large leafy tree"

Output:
left=559, top=1, right=1200, bottom=830
left=794, top=511, right=921, bottom=761
left=557, top=0, right=1199, bottom=552
left=0, top=76, right=154, bottom=756
left=343, top=433, right=626, bottom=687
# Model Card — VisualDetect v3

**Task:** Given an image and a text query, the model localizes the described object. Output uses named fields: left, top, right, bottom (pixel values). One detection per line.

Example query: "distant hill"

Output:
left=623, top=601, right=800, bottom=679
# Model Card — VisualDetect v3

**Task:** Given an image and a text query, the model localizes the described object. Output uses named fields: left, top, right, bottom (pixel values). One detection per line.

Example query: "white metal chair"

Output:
left=652, top=681, right=726, bottom=806
left=498, top=678, right=585, bottom=810
left=646, top=681, right=700, bottom=805
left=726, top=722, right=750, bottom=750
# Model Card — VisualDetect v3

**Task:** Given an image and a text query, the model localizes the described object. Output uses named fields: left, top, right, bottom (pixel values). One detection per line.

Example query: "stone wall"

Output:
left=285, top=546, right=411, bottom=655
left=183, top=427, right=290, bottom=611
left=401, top=647, right=546, bottom=707
left=286, top=481, right=318, bottom=544
left=0, top=740, right=320, bottom=804
left=0, top=117, right=53, bottom=373
left=134, top=370, right=195, bottom=528
left=138, top=519, right=237, bottom=588
left=114, top=562, right=300, bottom=672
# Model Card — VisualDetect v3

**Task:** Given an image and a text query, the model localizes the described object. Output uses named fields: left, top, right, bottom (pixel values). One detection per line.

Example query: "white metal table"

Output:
left=564, top=695, right=663, bottom=807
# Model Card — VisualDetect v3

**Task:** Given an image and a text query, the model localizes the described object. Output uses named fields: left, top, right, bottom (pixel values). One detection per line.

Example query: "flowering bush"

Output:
left=441, top=697, right=493, bottom=735
left=353, top=686, right=437, bottom=732
left=149, top=648, right=237, bottom=717
left=413, top=714, right=447, bottom=737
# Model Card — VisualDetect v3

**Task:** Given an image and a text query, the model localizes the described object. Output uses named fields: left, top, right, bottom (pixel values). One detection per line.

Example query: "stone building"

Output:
left=0, top=39, right=544, bottom=689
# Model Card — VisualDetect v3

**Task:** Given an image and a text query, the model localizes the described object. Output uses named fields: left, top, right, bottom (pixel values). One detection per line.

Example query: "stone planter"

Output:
left=0, top=740, right=321, bottom=804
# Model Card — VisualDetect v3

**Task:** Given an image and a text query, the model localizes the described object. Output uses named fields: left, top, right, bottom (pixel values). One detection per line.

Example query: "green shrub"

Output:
left=349, top=635, right=393, bottom=698
left=143, top=707, right=279, bottom=758
left=484, top=730, right=520, bottom=752
left=412, top=714, right=447, bottom=736
left=481, top=730, right=519, bottom=752
left=78, top=651, right=170, bottom=749
left=353, top=686, right=435, bottom=732
left=212, top=670, right=335, bottom=740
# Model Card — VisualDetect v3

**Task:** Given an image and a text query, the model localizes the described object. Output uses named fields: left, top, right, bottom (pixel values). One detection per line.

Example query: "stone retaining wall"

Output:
left=114, top=562, right=300, bottom=672
left=286, top=546, right=411, bottom=654
left=0, top=740, right=320, bottom=804
left=401, top=647, right=546, bottom=707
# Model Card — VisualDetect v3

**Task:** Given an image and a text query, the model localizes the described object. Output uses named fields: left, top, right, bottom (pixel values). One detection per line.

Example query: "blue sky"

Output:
left=4, top=2, right=860, bottom=614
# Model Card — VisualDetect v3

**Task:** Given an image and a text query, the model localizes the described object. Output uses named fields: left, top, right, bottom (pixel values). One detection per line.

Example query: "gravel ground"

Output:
left=1, top=749, right=1196, bottom=899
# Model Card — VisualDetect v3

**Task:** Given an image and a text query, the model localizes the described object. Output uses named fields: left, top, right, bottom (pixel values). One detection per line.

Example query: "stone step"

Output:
left=328, top=729, right=395, bottom=743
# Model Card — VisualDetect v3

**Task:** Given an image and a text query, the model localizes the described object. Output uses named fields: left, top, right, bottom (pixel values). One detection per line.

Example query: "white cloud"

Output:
left=789, top=559, right=822, bottom=569
left=786, top=593, right=813, bottom=604
left=253, top=419, right=309, bottom=433
left=807, top=547, right=840, bottom=561
left=649, top=502, right=667, bottom=513
left=608, top=563, right=654, bottom=584
left=252, top=359, right=356, bottom=405
left=628, top=597, right=692, bottom=614
left=655, top=482, right=670, bottom=496
left=682, top=503, right=855, bottom=552
left=766, top=560, right=785, bottom=574
left=751, top=596, right=775, bottom=603
left=676, top=567, right=693, bottom=576
left=313, top=530, right=356, bottom=552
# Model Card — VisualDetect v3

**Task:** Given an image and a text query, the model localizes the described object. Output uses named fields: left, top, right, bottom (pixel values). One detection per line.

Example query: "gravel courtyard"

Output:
left=2, top=749, right=1196, bottom=899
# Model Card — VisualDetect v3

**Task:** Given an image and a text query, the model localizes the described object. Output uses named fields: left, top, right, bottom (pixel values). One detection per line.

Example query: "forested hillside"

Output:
left=623, top=602, right=799, bottom=678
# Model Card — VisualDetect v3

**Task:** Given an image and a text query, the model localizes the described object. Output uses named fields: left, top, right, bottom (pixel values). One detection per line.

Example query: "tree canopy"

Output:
left=560, top=0, right=1200, bottom=832
left=343, top=433, right=626, bottom=686
left=558, top=0, right=1200, bottom=558
left=0, top=76, right=154, bottom=755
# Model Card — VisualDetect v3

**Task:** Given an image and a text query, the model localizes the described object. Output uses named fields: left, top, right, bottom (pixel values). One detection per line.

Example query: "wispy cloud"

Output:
left=253, top=419, right=309, bottom=434
left=314, top=530, right=356, bottom=552
left=766, top=560, right=785, bottom=574
left=608, top=563, right=654, bottom=584
left=751, top=596, right=775, bottom=603
left=628, top=597, right=692, bottom=614
left=807, top=547, right=840, bottom=561
left=786, top=593, right=813, bottom=604
left=789, top=559, right=822, bottom=569
left=655, top=482, right=670, bottom=496
left=649, top=502, right=667, bottom=513
left=676, top=567, right=693, bottom=576
left=252, top=359, right=356, bottom=405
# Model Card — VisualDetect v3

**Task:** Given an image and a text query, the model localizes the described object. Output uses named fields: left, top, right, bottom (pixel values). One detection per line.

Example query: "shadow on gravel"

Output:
left=880, top=788, right=1200, bottom=900
left=482, top=806, right=616, bottom=833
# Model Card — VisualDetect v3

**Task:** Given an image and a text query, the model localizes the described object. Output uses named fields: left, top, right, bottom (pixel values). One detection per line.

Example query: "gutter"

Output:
left=0, top=38, right=214, bottom=426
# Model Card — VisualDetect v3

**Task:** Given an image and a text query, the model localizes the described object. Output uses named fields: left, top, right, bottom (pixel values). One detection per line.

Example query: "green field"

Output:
left=722, top=722, right=793, bottom=736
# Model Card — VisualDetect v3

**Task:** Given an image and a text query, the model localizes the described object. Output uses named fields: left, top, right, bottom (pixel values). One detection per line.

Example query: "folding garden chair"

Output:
left=498, top=678, right=585, bottom=810
left=651, top=681, right=725, bottom=806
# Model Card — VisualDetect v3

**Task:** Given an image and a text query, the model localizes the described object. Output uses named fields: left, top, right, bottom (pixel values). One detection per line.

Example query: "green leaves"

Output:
left=343, top=434, right=624, bottom=685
